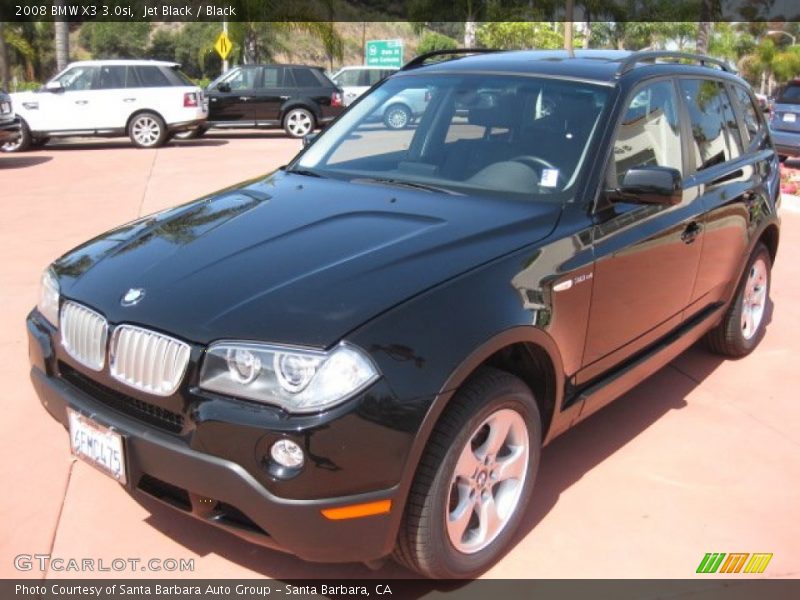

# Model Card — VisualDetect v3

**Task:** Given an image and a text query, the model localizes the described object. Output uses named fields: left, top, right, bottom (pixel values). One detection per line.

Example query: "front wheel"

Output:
left=128, top=112, right=168, bottom=148
left=1, top=119, right=32, bottom=152
left=283, top=108, right=315, bottom=138
left=705, top=243, right=771, bottom=357
left=394, top=368, right=541, bottom=578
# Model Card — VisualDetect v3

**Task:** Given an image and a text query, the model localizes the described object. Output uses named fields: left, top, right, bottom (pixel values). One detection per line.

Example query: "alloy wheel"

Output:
left=741, top=257, right=768, bottom=340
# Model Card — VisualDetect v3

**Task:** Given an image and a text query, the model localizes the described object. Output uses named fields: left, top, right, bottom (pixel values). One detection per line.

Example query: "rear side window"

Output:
left=169, top=66, right=195, bottom=86
left=335, top=70, right=361, bottom=86
left=776, top=83, right=800, bottom=104
left=291, top=68, right=320, bottom=88
left=262, top=67, right=285, bottom=88
left=731, top=84, right=763, bottom=146
left=680, top=79, right=741, bottom=171
left=133, top=66, right=170, bottom=88
left=614, top=80, right=682, bottom=183
left=97, top=65, right=126, bottom=90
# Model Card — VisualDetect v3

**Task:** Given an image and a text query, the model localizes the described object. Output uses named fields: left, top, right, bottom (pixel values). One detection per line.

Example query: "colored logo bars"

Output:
left=697, top=552, right=773, bottom=574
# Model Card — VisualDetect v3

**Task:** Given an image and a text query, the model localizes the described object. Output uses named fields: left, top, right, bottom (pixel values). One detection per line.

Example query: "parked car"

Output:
left=330, top=66, right=398, bottom=105
left=0, top=89, right=20, bottom=148
left=2, top=60, right=207, bottom=152
left=27, top=49, right=780, bottom=579
left=769, top=80, right=800, bottom=158
left=180, top=64, right=344, bottom=139
left=371, top=86, right=431, bottom=129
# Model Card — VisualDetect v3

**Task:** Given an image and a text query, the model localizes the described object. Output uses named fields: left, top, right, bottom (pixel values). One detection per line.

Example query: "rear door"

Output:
left=93, top=64, right=131, bottom=129
left=253, top=66, right=287, bottom=124
left=580, top=79, right=705, bottom=390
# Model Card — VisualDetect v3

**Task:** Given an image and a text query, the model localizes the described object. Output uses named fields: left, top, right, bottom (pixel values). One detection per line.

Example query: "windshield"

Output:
left=293, top=73, right=610, bottom=201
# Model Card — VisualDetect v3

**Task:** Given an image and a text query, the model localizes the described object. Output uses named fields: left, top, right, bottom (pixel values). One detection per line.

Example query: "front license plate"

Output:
left=783, top=112, right=797, bottom=122
left=68, top=409, right=126, bottom=484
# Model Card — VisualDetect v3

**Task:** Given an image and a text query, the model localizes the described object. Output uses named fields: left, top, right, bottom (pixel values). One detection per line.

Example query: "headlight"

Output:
left=37, top=268, right=60, bottom=327
left=199, top=341, right=380, bottom=413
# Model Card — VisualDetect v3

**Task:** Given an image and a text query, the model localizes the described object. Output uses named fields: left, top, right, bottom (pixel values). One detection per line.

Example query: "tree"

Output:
left=0, top=22, right=8, bottom=89
left=149, top=29, right=178, bottom=63
left=54, top=0, right=69, bottom=71
left=80, top=22, right=150, bottom=59
left=417, top=32, right=458, bottom=55
left=477, top=22, right=564, bottom=50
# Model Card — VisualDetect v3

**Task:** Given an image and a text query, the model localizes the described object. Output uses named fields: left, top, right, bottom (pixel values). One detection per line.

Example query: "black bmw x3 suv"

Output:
left=28, top=49, right=780, bottom=578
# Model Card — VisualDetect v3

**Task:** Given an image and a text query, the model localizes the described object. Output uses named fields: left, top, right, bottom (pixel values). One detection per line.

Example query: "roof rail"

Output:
left=401, top=48, right=500, bottom=71
left=616, top=51, right=733, bottom=77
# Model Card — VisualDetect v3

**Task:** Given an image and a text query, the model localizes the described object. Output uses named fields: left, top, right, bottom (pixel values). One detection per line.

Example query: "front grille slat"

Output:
left=60, top=301, right=108, bottom=371
left=59, top=363, right=184, bottom=434
left=111, top=325, right=190, bottom=397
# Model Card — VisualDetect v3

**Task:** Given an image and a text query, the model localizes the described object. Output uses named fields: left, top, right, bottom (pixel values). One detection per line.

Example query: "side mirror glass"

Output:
left=609, top=166, right=682, bottom=206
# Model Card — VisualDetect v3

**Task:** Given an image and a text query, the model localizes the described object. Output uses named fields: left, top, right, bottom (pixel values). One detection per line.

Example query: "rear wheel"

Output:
left=705, top=243, right=771, bottom=357
left=2, top=119, right=32, bottom=152
left=383, top=104, right=411, bottom=130
left=283, top=108, right=315, bottom=138
left=128, top=112, right=167, bottom=148
left=394, top=368, right=541, bottom=578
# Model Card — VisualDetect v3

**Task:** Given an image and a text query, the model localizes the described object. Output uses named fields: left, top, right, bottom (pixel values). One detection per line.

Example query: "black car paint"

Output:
left=27, top=52, right=781, bottom=564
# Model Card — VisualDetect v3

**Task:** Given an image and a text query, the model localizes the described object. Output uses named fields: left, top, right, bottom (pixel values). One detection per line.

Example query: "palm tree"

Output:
left=0, top=22, right=9, bottom=90
left=54, top=0, right=69, bottom=72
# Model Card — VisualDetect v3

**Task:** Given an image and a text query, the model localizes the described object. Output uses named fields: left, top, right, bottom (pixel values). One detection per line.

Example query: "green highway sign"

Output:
left=365, top=39, right=404, bottom=68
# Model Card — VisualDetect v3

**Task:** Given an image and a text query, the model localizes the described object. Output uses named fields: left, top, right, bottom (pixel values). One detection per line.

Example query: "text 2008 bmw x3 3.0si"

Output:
left=28, top=50, right=780, bottom=578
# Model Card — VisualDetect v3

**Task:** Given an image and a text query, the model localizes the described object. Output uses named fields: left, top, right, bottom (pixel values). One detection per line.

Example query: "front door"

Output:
left=253, top=66, right=287, bottom=124
left=39, top=65, right=100, bottom=131
left=579, top=79, right=705, bottom=390
left=207, top=66, right=259, bottom=124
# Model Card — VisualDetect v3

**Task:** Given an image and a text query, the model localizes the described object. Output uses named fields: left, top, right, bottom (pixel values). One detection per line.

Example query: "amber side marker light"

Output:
left=321, top=499, right=392, bottom=520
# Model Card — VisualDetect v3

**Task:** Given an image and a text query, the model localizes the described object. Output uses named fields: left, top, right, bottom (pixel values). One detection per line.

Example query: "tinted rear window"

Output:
left=291, top=68, right=322, bottom=88
left=134, top=66, right=170, bottom=87
left=777, top=83, right=800, bottom=104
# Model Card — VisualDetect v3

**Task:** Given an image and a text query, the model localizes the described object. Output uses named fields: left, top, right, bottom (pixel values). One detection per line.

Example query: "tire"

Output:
left=2, top=119, right=32, bottom=153
left=394, top=367, right=541, bottom=578
left=705, top=243, right=771, bottom=357
left=174, top=126, right=207, bottom=140
left=283, top=108, right=315, bottom=138
left=128, top=112, right=168, bottom=148
left=383, top=104, right=411, bottom=130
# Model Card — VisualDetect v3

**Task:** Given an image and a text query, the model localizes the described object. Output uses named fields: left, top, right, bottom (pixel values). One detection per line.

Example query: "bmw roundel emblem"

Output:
left=121, top=288, right=145, bottom=306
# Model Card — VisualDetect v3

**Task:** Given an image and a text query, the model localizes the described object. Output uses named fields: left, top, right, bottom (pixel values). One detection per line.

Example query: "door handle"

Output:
left=74, top=100, right=88, bottom=105
left=123, top=98, right=136, bottom=103
left=239, top=96, right=253, bottom=101
left=279, top=95, right=290, bottom=100
left=680, top=222, right=702, bottom=244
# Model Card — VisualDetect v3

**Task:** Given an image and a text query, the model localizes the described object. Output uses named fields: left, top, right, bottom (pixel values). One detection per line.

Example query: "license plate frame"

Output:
left=67, top=408, right=127, bottom=485
left=783, top=112, right=797, bottom=123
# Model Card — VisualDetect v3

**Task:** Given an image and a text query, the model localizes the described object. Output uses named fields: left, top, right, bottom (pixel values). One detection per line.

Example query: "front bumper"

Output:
left=27, top=310, right=420, bottom=563
left=0, top=117, right=20, bottom=144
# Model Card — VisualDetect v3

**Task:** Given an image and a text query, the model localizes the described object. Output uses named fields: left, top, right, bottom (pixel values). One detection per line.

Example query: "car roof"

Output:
left=401, top=49, right=743, bottom=86
left=67, top=59, right=180, bottom=68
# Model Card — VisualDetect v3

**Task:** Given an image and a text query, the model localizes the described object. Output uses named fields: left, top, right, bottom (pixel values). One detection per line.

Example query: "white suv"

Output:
left=3, top=60, right=208, bottom=152
left=330, top=66, right=397, bottom=106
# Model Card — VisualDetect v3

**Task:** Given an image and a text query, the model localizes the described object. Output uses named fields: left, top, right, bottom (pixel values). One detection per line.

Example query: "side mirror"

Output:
left=44, top=81, right=64, bottom=93
left=609, top=166, right=682, bottom=206
left=216, top=82, right=231, bottom=93
left=302, top=132, right=318, bottom=147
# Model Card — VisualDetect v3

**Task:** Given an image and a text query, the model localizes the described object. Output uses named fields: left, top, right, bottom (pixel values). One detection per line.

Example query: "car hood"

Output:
left=55, top=171, right=562, bottom=347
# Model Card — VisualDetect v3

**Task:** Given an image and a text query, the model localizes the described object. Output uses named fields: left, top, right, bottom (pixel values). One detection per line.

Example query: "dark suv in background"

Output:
left=0, top=89, right=20, bottom=147
left=180, top=64, right=344, bottom=139
left=27, top=50, right=779, bottom=578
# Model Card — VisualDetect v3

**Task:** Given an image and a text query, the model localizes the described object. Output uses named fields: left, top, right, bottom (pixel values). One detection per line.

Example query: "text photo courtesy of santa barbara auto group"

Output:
left=0, top=1, right=798, bottom=599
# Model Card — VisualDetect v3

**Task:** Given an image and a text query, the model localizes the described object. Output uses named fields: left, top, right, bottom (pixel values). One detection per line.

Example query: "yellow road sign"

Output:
left=214, top=31, right=233, bottom=61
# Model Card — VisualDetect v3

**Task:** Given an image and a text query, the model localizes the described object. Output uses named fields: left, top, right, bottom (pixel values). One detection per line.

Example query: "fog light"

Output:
left=270, top=439, right=304, bottom=468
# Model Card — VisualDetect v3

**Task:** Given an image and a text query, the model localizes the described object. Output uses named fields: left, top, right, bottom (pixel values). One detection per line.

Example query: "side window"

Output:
left=134, top=66, right=170, bottom=88
left=335, top=70, right=361, bottom=86
left=223, top=67, right=258, bottom=90
left=96, top=66, right=126, bottom=90
left=614, top=80, right=682, bottom=184
left=731, top=84, right=762, bottom=146
left=680, top=79, right=740, bottom=170
left=53, top=66, right=98, bottom=91
left=291, top=68, right=320, bottom=88
left=262, top=67, right=282, bottom=88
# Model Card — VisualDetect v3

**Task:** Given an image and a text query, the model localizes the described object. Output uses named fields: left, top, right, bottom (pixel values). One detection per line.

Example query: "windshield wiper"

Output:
left=284, top=167, right=326, bottom=178
left=352, top=177, right=459, bottom=195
